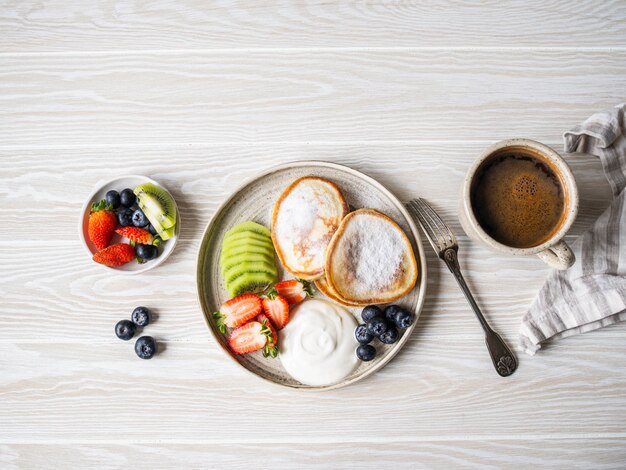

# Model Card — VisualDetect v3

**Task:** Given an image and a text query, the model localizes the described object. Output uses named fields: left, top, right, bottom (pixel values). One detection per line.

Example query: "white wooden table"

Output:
left=2, top=2, right=626, bottom=468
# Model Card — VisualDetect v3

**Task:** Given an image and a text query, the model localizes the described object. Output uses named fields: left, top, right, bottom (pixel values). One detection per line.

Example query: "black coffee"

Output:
left=471, top=152, right=566, bottom=248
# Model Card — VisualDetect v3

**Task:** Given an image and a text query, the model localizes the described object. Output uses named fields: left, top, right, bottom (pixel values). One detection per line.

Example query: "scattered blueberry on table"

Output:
left=135, top=336, right=157, bottom=360
left=131, top=306, right=151, bottom=327
left=115, top=319, right=136, bottom=341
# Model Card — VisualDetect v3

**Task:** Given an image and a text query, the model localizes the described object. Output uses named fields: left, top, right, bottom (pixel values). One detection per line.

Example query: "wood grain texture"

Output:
left=1, top=334, right=626, bottom=442
left=2, top=0, right=626, bottom=51
left=2, top=1, right=626, bottom=467
left=2, top=440, right=626, bottom=470
left=1, top=50, right=624, bottom=147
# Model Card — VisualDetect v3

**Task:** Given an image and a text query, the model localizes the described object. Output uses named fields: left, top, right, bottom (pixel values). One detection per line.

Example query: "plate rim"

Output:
left=196, top=160, right=428, bottom=391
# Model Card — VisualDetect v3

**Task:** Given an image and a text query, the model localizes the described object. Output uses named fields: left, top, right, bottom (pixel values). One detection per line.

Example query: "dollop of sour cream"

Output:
left=279, top=299, right=359, bottom=386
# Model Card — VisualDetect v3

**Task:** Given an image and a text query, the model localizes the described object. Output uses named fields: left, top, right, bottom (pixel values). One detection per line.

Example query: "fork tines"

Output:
left=407, top=198, right=458, bottom=255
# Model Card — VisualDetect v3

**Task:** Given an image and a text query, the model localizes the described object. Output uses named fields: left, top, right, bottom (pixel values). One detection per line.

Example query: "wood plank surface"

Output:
left=2, top=440, right=626, bottom=470
left=1, top=50, right=624, bottom=147
left=2, top=1, right=626, bottom=468
left=2, top=333, right=626, bottom=442
left=2, top=0, right=626, bottom=51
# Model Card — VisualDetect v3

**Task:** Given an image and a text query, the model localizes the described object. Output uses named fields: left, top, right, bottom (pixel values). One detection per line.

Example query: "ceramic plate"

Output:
left=79, top=175, right=181, bottom=274
left=197, top=161, right=427, bottom=390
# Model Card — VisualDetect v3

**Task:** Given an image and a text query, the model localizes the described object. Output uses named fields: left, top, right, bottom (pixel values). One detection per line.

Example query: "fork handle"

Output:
left=441, top=248, right=517, bottom=377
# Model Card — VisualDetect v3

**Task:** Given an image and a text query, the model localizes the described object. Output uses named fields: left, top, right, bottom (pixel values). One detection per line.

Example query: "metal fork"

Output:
left=407, top=198, right=517, bottom=377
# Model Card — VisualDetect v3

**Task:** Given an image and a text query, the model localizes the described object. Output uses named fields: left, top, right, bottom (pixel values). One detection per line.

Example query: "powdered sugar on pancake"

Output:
left=343, top=215, right=405, bottom=296
left=273, top=178, right=346, bottom=277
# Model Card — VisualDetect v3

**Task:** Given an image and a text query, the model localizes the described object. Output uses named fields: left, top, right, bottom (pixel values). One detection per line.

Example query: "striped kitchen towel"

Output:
left=520, top=103, right=626, bottom=355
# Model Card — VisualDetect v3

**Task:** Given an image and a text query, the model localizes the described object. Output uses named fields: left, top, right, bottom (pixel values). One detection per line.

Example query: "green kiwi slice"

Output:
left=227, top=271, right=277, bottom=297
left=223, top=230, right=272, bottom=245
left=134, top=182, right=177, bottom=230
left=220, top=251, right=275, bottom=277
left=225, top=221, right=271, bottom=239
left=224, top=260, right=277, bottom=286
left=222, top=236, right=274, bottom=253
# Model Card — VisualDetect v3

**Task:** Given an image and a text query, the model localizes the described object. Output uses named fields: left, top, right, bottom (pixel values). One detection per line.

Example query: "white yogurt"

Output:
left=279, top=299, right=359, bottom=386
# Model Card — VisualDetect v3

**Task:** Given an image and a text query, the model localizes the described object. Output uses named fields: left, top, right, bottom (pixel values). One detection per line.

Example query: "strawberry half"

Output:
left=257, top=313, right=278, bottom=358
left=228, top=321, right=273, bottom=355
left=262, top=294, right=289, bottom=329
left=115, top=226, right=153, bottom=244
left=271, top=279, right=313, bottom=305
left=213, top=294, right=262, bottom=333
left=88, top=200, right=117, bottom=250
left=92, top=243, right=135, bottom=267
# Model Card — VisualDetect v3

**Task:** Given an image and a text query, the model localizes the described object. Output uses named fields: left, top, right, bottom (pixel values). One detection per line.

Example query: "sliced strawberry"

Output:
left=271, top=279, right=313, bottom=304
left=115, top=226, right=153, bottom=244
left=92, top=243, right=135, bottom=267
left=262, top=295, right=289, bottom=329
left=257, top=313, right=278, bottom=358
left=228, top=321, right=272, bottom=355
left=213, top=294, right=262, bottom=333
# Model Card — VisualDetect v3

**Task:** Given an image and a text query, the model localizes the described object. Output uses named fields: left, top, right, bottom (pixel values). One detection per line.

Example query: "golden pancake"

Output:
left=325, top=209, right=418, bottom=304
left=314, top=277, right=364, bottom=308
left=272, top=176, right=349, bottom=280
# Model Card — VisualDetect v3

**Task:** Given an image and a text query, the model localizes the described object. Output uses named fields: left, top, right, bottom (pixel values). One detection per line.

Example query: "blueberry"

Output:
left=117, top=208, right=134, bottom=227
left=384, top=305, right=402, bottom=323
left=379, top=326, right=399, bottom=344
left=147, top=224, right=158, bottom=235
left=361, top=305, right=383, bottom=322
left=393, top=308, right=415, bottom=329
left=356, top=344, right=376, bottom=361
left=105, top=190, right=121, bottom=209
left=131, top=306, right=151, bottom=327
left=135, top=243, right=158, bottom=260
left=132, top=208, right=149, bottom=227
left=115, top=319, right=136, bottom=341
left=135, top=336, right=157, bottom=359
left=120, top=188, right=136, bottom=208
left=354, top=324, right=374, bottom=344
left=366, top=317, right=388, bottom=336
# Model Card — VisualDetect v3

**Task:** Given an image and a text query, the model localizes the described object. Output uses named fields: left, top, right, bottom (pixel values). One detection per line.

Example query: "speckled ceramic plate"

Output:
left=197, top=161, right=427, bottom=390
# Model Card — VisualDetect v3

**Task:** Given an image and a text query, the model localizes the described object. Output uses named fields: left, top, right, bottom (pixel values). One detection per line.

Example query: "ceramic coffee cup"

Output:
left=459, top=138, right=579, bottom=270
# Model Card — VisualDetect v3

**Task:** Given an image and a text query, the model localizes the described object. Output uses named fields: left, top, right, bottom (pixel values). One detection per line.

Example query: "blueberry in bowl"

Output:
left=132, top=208, right=150, bottom=227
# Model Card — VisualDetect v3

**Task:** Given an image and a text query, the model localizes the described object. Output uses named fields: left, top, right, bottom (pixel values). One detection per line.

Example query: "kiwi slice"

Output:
left=160, top=225, right=176, bottom=241
left=134, top=182, right=177, bottom=230
left=224, top=260, right=277, bottom=286
left=227, top=271, right=277, bottom=297
left=222, top=236, right=274, bottom=253
left=225, top=221, right=271, bottom=239
left=220, top=251, right=275, bottom=276
left=220, top=244, right=275, bottom=266
left=223, top=230, right=272, bottom=245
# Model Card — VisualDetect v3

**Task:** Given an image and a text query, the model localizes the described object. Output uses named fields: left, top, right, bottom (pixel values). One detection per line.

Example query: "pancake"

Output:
left=272, top=176, right=349, bottom=280
left=325, top=208, right=418, bottom=305
left=314, top=277, right=364, bottom=308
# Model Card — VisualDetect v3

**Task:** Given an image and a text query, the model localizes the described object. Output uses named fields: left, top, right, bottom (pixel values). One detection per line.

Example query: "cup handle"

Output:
left=536, top=240, right=576, bottom=270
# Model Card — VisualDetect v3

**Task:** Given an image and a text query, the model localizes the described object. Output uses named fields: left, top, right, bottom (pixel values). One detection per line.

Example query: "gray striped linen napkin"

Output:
left=520, top=103, right=626, bottom=355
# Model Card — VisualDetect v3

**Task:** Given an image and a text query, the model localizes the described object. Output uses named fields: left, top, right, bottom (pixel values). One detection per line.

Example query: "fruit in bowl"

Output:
left=80, top=176, right=180, bottom=273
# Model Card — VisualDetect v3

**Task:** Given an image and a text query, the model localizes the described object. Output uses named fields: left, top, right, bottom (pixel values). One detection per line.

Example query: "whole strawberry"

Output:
left=93, top=243, right=135, bottom=267
left=88, top=200, right=117, bottom=250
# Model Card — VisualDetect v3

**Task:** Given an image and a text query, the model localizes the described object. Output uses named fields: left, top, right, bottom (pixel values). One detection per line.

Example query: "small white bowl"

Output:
left=79, top=175, right=180, bottom=274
